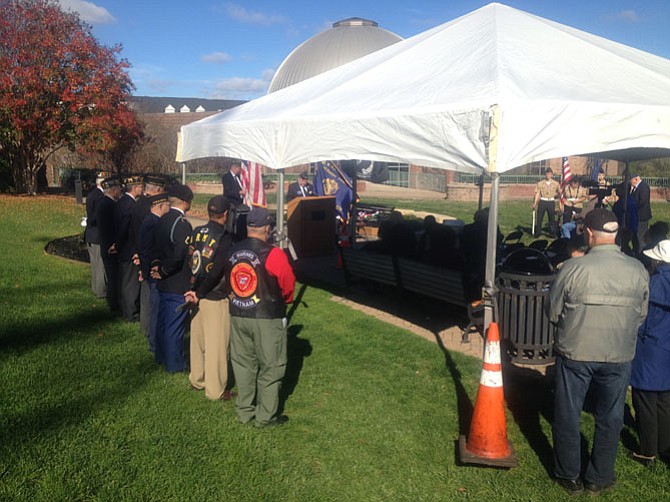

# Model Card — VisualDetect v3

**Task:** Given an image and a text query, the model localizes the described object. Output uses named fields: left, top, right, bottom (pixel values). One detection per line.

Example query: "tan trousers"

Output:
left=189, top=298, right=231, bottom=400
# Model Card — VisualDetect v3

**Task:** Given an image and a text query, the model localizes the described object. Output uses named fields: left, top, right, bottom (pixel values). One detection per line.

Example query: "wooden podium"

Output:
left=286, top=196, right=336, bottom=258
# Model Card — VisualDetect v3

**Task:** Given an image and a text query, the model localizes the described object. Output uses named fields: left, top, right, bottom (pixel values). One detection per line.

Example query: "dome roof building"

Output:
left=268, top=18, right=403, bottom=93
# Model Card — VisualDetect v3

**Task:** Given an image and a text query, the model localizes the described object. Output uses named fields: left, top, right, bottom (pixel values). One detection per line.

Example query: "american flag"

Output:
left=241, top=160, right=267, bottom=207
left=560, top=156, right=573, bottom=204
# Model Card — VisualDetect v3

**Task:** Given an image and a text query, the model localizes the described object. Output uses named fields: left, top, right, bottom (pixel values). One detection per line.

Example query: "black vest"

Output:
left=191, top=221, right=227, bottom=299
left=227, top=238, right=285, bottom=319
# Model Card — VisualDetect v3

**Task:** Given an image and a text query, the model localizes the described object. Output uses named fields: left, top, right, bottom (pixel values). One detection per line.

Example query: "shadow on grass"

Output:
left=279, top=324, right=313, bottom=415
left=0, top=355, right=155, bottom=455
left=503, top=361, right=555, bottom=476
left=279, top=283, right=313, bottom=414
left=432, top=334, right=474, bottom=437
left=0, top=303, right=118, bottom=356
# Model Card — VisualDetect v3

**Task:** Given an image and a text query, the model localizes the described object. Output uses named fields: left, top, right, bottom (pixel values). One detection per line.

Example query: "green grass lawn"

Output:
left=0, top=196, right=668, bottom=501
left=359, top=197, right=670, bottom=240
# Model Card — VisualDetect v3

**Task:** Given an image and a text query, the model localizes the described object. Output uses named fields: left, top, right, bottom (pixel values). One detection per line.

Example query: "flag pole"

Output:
left=277, top=169, right=286, bottom=248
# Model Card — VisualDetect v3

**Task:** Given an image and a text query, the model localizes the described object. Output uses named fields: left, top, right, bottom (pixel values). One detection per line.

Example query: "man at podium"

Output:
left=286, top=171, right=314, bottom=202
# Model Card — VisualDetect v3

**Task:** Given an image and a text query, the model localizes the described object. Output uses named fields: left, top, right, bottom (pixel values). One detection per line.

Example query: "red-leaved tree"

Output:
left=0, top=0, right=142, bottom=193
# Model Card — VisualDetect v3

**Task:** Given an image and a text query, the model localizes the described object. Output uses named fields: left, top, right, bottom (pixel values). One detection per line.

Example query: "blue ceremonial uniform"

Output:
left=154, top=207, right=192, bottom=372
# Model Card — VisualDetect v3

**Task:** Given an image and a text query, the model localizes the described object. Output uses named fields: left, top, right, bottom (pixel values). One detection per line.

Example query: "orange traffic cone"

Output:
left=458, top=322, right=517, bottom=467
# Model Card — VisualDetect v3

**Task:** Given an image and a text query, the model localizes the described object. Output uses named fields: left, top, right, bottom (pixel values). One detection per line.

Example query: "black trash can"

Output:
left=496, top=247, right=556, bottom=365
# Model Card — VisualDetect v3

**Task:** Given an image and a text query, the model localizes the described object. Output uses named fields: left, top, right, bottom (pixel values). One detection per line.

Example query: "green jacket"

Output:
left=549, top=244, right=649, bottom=363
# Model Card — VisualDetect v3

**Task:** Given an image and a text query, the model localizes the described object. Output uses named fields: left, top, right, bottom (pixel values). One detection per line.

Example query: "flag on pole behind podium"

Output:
left=313, top=160, right=353, bottom=222
left=560, top=156, right=573, bottom=204
left=241, top=161, right=266, bottom=207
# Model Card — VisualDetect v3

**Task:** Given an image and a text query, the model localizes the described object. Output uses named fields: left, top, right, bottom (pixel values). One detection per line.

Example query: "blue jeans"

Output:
left=553, top=356, right=631, bottom=485
left=561, top=221, right=577, bottom=239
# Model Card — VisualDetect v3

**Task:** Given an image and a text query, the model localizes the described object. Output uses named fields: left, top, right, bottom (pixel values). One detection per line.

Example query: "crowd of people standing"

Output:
left=83, top=168, right=669, bottom=486
left=85, top=172, right=295, bottom=428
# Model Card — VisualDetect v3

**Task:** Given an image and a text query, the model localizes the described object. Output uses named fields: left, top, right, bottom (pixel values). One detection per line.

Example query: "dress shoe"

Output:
left=584, top=480, right=616, bottom=496
left=555, top=478, right=583, bottom=496
left=221, top=390, right=237, bottom=401
left=254, top=415, right=289, bottom=429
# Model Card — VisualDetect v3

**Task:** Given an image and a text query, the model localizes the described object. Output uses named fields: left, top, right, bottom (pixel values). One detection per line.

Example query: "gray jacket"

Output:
left=549, top=244, right=649, bottom=363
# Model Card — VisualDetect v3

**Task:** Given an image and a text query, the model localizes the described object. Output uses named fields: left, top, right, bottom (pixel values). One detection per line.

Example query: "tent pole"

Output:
left=483, top=173, right=500, bottom=329
left=478, top=174, right=484, bottom=210
left=277, top=170, right=286, bottom=248
left=349, top=164, right=358, bottom=245
left=181, top=163, right=186, bottom=185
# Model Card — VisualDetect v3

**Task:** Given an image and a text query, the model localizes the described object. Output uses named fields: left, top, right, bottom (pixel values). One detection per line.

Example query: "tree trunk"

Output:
left=9, top=150, right=40, bottom=194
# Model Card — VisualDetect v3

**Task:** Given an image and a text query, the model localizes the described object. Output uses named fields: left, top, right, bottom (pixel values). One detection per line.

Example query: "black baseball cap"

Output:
left=584, top=208, right=619, bottom=233
left=247, top=207, right=272, bottom=227
left=207, top=195, right=231, bottom=214
left=167, top=184, right=193, bottom=203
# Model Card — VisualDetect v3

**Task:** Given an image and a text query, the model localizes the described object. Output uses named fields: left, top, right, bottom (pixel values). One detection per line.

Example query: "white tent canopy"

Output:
left=179, top=2, right=670, bottom=173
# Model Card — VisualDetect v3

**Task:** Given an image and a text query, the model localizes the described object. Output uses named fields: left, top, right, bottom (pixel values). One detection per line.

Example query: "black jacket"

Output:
left=114, top=193, right=137, bottom=261
left=131, top=195, right=152, bottom=256
left=155, top=208, right=193, bottom=294
left=96, top=195, right=117, bottom=259
left=631, top=180, right=652, bottom=222
left=222, top=171, right=244, bottom=204
left=85, top=187, right=104, bottom=244
left=286, top=181, right=314, bottom=202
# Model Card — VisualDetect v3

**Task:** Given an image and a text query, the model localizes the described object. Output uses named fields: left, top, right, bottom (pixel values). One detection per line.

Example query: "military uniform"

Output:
left=96, top=176, right=122, bottom=312
left=85, top=182, right=106, bottom=298
left=534, top=178, right=561, bottom=237
left=115, top=176, right=143, bottom=321
left=133, top=175, right=168, bottom=337
left=138, top=193, right=169, bottom=354
left=563, top=184, right=588, bottom=217
left=154, top=185, right=193, bottom=372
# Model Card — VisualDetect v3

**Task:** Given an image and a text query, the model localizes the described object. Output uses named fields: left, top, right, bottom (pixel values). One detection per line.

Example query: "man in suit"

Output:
left=115, top=175, right=144, bottom=321
left=85, top=173, right=106, bottom=298
left=286, top=171, right=315, bottom=202
left=152, top=184, right=194, bottom=372
left=630, top=174, right=652, bottom=252
left=96, top=175, right=122, bottom=313
left=222, top=161, right=246, bottom=205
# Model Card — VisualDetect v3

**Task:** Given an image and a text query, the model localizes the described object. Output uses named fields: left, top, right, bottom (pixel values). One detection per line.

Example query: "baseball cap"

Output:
left=247, top=206, right=272, bottom=227
left=643, top=240, right=670, bottom=263
left=207, top=195, right=231, bottom=214
left=167, top=184, right=193, bottom=203
left=583, top=208, right=619, bottom=233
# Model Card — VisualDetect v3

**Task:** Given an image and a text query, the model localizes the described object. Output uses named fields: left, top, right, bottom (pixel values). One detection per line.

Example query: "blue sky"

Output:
left=58, top=0, right=670, bottom=100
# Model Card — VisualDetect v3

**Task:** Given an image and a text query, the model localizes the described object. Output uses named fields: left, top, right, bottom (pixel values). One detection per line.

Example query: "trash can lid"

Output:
left=501, top=247, right=554, bottom=275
